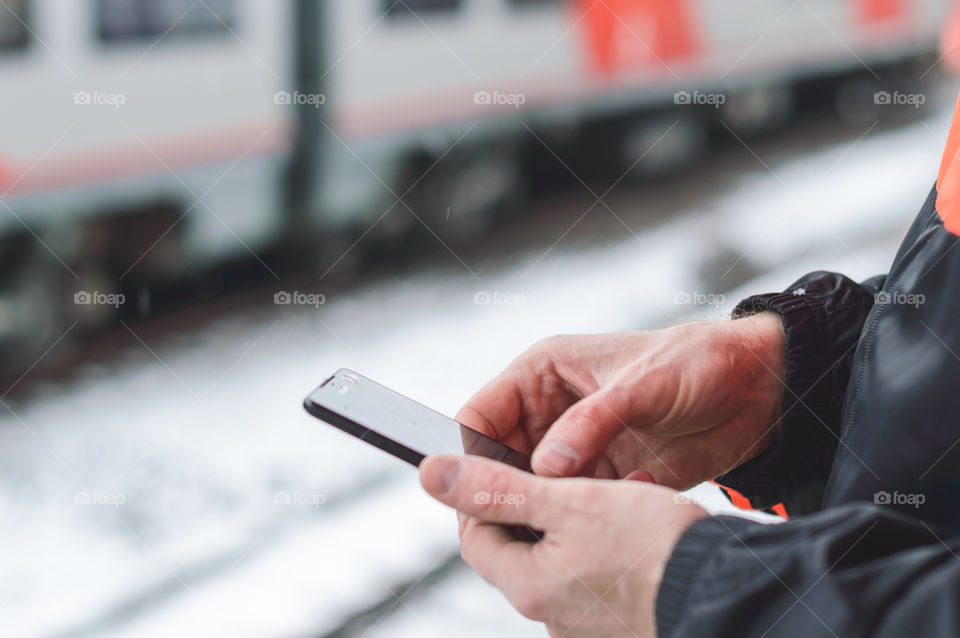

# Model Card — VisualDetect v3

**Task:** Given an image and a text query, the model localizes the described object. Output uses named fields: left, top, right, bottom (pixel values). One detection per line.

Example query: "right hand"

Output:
left=456, top=312, right=786, bottom=490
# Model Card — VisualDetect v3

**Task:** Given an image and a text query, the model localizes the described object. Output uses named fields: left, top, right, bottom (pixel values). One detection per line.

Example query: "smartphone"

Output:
left=303, top=368, right=531, bottom=472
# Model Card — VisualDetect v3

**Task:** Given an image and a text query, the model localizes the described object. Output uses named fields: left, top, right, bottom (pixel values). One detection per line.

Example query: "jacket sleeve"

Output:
left=715, top=271, right=885, bottom=514
left=657, top=504, right=960, bottom=638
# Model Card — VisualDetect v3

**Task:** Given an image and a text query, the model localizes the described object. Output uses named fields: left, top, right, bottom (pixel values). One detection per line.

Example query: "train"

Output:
left=0, top=0, right=950, bottom=363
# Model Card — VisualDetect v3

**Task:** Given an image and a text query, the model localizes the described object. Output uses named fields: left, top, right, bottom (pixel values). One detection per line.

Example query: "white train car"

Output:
left=0, top=0, right=296, bottom=350
left=315, top=0, right=948, bottom=235
left=0, top=0, right=949, bottom=359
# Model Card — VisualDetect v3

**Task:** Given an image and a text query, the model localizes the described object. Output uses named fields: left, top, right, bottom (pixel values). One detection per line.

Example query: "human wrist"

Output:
left=740, top=310, right=785, bottom=366
left=728, top=311, right=786, bottom=450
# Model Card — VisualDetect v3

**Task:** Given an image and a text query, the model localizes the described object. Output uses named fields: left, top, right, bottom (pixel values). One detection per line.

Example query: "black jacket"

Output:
left=656, top=173, right=960, bottom=634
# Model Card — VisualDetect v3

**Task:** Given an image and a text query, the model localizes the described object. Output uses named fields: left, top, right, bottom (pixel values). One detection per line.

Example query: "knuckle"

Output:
left=459, top=537, right=475, bottom=566
left=510, top=581, right=548, bottom=621
left=551, top=601, right=585, bottom=630
left=469, top=466, right=516, bottom=514
left=482, top=466, right=513, bottom=496
left=560, top=400, right=613, bottom=446
left=457, top=513, right=471, bottom=539
left=526, top=334, right=567, bottom=364
left=538, top=334, right=567, bottom=350
left=518, top=339, right=548, bottom=363
left=557, top=481, right=603, bottom=517
left=458, top=521, right=486, bottom=568
left=569, top=399, right=605, bottom=427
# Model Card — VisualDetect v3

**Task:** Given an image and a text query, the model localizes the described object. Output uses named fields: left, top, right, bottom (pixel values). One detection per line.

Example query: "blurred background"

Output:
left=1, top=0, right=958, bottom=636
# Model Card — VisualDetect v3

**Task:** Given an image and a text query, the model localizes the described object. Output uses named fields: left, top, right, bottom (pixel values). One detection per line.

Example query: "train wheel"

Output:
left=401, top=144, right=526, bottom=246
left=835, top=61, right=934, bottom=125
left=619, top=112, right=708, bottom=178
left=719, top=85, right=794, bottom=138
left=0, top=235, right=78, bottom=369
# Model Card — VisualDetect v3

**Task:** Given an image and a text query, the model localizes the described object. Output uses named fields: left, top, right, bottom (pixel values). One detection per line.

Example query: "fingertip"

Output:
left=419, top=455, right=462, bottom=497
left=531, top=440, right=580, bottom=477
left=455, top=406, right=496, bottom=437
left=623, top=469, right=657, bottom=483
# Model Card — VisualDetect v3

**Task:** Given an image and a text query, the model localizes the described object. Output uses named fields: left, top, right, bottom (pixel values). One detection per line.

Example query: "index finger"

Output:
left=455, top=371, right=524, bottom=441
left=459, top=515, right=538, bottom=591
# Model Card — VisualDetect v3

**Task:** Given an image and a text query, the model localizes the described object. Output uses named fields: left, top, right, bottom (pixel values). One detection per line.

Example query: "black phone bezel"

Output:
left=303, top=396, right=430, bottom=467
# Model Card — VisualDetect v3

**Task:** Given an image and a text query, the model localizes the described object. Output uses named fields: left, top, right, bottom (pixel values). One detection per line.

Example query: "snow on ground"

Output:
left=0, top=96, right=953, bottom=638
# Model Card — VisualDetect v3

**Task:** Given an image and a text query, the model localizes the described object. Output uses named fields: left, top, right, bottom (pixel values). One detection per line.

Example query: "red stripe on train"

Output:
left=0, top=157, right=11, bottom=193
left=1, top=120, right=291, bottom=198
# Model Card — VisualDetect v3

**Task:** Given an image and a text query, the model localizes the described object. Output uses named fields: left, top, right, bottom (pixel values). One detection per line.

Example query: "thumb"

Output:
left=532, top=386, right=639, bottom=477
left=419, top=455, right=559, bottom=529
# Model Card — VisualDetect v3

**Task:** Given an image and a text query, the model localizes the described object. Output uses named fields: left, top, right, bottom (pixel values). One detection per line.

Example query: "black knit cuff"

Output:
left=716, top=290, right=832, bottom=510
left=656, top=516, right=760, bottom=638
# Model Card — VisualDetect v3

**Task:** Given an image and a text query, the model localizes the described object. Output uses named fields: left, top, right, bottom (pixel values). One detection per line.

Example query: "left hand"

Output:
left=419, top=455, right=708, bottom=638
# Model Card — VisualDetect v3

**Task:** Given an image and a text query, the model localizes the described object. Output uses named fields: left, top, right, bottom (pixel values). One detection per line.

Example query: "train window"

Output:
left=0, top=0, right=30, bottom=51
left=384, top=0, right=462, bottom=19
left=98, top=0, right=236, bottom=42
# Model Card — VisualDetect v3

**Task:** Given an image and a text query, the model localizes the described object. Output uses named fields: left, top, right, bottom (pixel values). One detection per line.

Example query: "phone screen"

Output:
left=303, top=369, right=531, bottom=472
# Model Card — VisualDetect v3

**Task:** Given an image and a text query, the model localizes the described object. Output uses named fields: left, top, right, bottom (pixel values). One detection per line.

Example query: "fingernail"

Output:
left=536, top=441, right=579, bottom=475
left=435, top=458, right=462, bottom=494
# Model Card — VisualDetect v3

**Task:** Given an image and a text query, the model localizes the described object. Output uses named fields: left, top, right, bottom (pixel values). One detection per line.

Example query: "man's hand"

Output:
left=457, top=313, right=785, bottom=490
left=420, top=455, right=707, bottom=638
